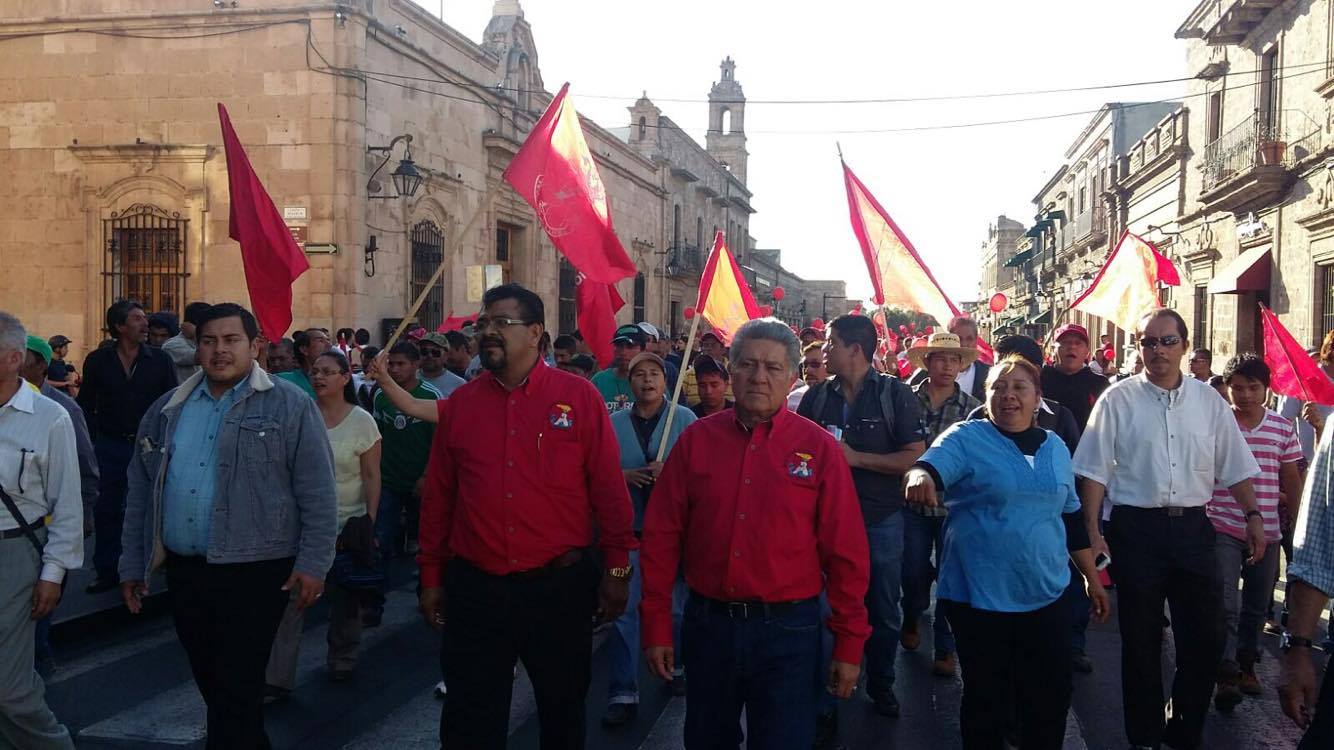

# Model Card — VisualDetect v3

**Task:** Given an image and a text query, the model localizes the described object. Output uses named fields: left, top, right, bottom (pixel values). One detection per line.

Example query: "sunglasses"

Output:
left=1138, top=335, right=1183, bottom=350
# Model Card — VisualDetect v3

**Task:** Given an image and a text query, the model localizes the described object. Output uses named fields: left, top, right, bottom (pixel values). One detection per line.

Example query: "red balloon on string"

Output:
left=684, top=307, right=695, bottom=320
left=988, top=292, right=1008, bottom=314
left=758, top=304, right=773, bottom=316
left=812, top=318, right=826, bottom=330
left=772, top=286, right=785, bottom=301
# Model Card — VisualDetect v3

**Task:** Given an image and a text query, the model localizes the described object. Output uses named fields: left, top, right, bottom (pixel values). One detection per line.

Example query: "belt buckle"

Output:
left=726, top=601, right=751, bottom=618
left=1166, top=506, right=1184, bottom=517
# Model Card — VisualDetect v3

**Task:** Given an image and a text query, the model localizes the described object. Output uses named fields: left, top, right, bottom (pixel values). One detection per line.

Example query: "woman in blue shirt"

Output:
left=904, top=355, right=1109, bottom=750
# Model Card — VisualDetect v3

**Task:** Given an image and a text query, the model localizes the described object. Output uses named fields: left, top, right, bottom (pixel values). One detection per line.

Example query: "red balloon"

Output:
left=812, top=318, right=826, bottom=330
left=684, top=307, right=695, bottom=320
left=758, top=304, right=773, bottom=316
left=988, top=292, right=1008, bottom=314
left=898, top=325, right=909, bottom=335
left=924, top=326, right=934, bottom=334
left=772, top=286, right=785, bottom=301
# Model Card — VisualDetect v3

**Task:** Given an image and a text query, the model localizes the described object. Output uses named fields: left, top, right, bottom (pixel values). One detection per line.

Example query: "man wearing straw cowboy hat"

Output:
left=901, top=331, right=982, bottom=677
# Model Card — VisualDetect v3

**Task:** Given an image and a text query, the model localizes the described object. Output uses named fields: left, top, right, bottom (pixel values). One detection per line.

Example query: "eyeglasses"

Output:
left=474, top=316, right=531, bottom=333
left=309, top=368, right=344, bottom=378
left=1138, top=335, right=1183, bottom=350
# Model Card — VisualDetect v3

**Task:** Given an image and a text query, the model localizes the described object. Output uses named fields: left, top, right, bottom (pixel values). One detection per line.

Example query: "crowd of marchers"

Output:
left=1, top=289, right=1333, bottom=750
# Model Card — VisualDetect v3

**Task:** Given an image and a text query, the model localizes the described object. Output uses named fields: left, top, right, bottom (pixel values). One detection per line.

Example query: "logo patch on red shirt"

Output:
left=788, top=452, right=815, bottom=479
left=549, top=403, right=574, bottom=430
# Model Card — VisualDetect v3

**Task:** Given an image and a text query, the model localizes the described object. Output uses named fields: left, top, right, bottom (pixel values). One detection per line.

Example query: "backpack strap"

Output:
left=0, top=485, right=44, bottom=556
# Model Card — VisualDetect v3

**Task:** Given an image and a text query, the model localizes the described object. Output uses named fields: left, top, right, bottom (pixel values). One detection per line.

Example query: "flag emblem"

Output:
left=788, top=452, right=815, bottom=479
left=549, top=404, right=574, bottom=430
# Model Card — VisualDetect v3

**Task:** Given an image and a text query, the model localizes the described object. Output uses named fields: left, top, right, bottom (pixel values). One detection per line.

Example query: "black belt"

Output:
left=1, top=515, right=46, bottom=540
left=1113, top=505, right=1205, bottom=518
left=691, top=591, right=817, bottom=619
left=507, top=549, right=585, bottom=580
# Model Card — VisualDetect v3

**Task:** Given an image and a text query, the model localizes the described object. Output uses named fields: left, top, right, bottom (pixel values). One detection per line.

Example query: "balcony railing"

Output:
left=667, top=242, right=701, bottom=276
left=1201, top=110, right=1320, bottom=192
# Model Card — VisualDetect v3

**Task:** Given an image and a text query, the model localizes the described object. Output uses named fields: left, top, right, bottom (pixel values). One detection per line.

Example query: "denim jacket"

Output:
left=118, top=365, right=337, bottom=584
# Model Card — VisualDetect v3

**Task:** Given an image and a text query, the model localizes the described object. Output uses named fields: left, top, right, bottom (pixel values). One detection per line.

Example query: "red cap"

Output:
left=1053, top=324, right=1089, bottom=344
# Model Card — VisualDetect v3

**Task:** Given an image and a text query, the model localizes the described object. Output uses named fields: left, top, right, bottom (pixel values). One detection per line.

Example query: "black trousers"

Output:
left=941, top=598, right=1073, bottom=750
left=1299, top=662, right=1334, bottom=750
left=165, top=555, right=294, bottom=750
left=440, top=555, right=599, bottom=749
left=1107, top=506, right=1222, bottom=750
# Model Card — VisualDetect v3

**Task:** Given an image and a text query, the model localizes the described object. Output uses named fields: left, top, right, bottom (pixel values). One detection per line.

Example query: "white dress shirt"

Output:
left=1072, top=373, right=1259, bottom=508
left=787, top=383, right=809, bottom=412
left=0, top=380, right=83, bottom=582
left=956, top=362, right=978, bottom=400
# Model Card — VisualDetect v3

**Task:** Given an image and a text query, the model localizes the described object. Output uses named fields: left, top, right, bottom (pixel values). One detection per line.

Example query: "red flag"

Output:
left=1261, top=304, right=1334, bottom=406
left=841, top=160, right=962, bottom=329
left=217, top=104, right=309, bottom=341
left=577, top=277, right=625, bottom=369
left=436, top=310, right=479, bottom=333
left=503, top=84, right=637, bottom=284
left=696, top=231, right=763, bottom=344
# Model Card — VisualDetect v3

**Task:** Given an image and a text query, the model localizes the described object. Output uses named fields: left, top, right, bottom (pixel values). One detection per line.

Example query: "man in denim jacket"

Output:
left=118, top=303, right=336, bottom=750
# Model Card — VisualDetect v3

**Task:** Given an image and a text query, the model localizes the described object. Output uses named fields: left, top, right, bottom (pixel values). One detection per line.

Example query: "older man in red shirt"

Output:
left=416, top=284, right=635, bottom=749
left=641, top=318, right=871, bottom=749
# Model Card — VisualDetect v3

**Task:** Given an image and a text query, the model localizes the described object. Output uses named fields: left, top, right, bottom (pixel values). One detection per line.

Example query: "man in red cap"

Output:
left=1041, top=324, right=1109, bottom=433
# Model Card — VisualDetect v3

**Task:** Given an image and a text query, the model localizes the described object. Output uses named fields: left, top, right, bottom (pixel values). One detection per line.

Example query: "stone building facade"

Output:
left=0, top=0, right=745, bottom=359
left=982, top=0, right=1334, bottom=364
left=974, top=215, right=1025, bottom=336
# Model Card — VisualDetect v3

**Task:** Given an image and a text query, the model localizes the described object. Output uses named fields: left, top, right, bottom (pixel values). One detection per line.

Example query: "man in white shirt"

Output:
left=1073, top=308, right=1262, bottom=750
left=0, top=311, right=81, bottom=750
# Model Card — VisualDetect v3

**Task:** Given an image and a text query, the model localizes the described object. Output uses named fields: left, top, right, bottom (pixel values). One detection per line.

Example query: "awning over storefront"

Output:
left=1207, top=246, right=1271, bottom=294
left=1027, top=309, right=1052, bottom=326
left=1004, top=248, right=1035, bottom=268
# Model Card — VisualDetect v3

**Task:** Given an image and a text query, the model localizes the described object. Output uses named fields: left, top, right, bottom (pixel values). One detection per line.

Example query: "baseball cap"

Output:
left=568, top=353, right=597, bottom=373
left=419, top=332, right=450, bottom=349
left=635, top=322, right=662, bottom=341
left=628, top=351, right=666, bottom=375
left=1053, top=324, right=1090, bottom=345
left=699, top=330, right=723, bottom=344
left=26, top=335, right=52, bottom=364
left=612, top=324, right=648, bottom=347
left=47, top=335, right=72, bottom=348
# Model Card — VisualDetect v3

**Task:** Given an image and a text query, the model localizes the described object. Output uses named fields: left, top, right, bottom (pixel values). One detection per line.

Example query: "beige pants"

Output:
left=0, top=530, right=74, bottom=750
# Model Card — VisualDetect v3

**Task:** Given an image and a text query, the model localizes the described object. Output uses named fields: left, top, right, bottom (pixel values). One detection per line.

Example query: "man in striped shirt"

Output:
left=1207, top=353, right=1303, bottom=711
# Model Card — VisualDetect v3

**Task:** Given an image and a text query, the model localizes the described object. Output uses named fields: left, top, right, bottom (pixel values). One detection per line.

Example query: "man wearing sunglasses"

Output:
left=416, top=333, right=465, bottom=399
left=1073, top=308, right=1262, bottom=750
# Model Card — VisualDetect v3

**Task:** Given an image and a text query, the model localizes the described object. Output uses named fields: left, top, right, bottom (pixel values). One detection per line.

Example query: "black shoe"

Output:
left=870, top=690, right=900, bottom=718
left=1071, top=651, right=1094, bottom=674
left=814, top=711, right=843, bottom=750
left=262, top=685, right=290, bottom=705
left=670, top=675, right=687, bottom=696
left=329, top=669, right=353, bottom=683
left=85, top=577, right=119, bottom=595
left=601, top=702, right=637, bottom=727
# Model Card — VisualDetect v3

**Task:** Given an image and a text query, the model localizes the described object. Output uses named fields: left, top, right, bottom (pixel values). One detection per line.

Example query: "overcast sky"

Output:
left=417, top=0, right=1189, bottom=304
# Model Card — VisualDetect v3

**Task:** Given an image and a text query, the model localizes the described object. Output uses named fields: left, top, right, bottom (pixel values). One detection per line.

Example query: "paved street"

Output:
left=38, top=554, right=1322, bottom=750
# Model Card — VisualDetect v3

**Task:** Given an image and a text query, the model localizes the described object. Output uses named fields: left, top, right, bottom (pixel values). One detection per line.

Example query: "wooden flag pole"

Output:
left=384, top=179, right=505, bottom=350
left=654, top=310, right=704, bottom=463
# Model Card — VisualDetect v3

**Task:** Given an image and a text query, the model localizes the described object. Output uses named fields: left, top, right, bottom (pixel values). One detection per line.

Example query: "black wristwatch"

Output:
left=1280, top=632, right=1314, bottom=652
left=1244, top=510, right=1263, bottom=523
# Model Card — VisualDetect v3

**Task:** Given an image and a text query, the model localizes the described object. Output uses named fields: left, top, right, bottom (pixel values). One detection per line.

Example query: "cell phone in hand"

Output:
left=1094, top=552, right=1111, bottom=571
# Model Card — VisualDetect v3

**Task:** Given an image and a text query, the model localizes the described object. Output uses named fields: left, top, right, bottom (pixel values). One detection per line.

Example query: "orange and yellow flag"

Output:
left=696, top=231, right=763, bottom=344
left=1068, top=231, right=1181, bottom=333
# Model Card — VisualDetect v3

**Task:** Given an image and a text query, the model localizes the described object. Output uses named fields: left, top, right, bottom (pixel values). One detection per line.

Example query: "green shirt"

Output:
left=373, top=379, right=442, bottom=493
left=275, top=369, right=316, bottom=398
left=591, top=368, right=634, bottom=414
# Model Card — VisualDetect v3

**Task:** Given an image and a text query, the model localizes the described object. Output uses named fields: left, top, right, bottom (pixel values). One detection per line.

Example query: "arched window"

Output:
left=696, top=217, right=704, bottom=247
left=720, top=108, right=732, bottom=135
left=633, top=273, right=646, bottom=322
left=638, top=116, right=647, bottom=139
left=104, top=203, right=188, bottom=318
left=558, top=258, right=578, bottom=333
left=410, top=220, right=446, bottom=331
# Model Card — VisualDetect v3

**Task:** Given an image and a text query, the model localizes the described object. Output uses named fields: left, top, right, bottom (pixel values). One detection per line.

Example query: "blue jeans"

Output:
left=92, top=437, right=133, bottom=581
left=901, top=510, right=956, bottom=655
left=1058, top=562, right=1090, bottom=653
left=607, top=550, right=687, bottom=705
left=374, top=487, right=413, bottom=559
left=864, top=511, right=905, bottom=698
left=682, top=594, right=822, bottom=749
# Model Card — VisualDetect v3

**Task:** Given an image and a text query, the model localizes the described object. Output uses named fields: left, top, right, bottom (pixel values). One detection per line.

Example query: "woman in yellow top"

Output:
left=265, top=351, right=381, bottom=699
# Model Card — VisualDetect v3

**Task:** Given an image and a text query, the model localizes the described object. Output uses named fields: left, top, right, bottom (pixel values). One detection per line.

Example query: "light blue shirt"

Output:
left=162, top=379, right=245, bottom=555
left=921, top=419, right=1080, bottom=612
left=1291, top=413, right=1334, bottom=598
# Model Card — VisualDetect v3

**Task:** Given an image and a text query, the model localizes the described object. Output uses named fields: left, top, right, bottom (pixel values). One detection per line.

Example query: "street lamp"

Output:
left=367, top=134, right=423, bottom=199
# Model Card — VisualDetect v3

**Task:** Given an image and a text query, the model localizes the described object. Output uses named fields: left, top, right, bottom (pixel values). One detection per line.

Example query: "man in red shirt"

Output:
left=641, top=318, right=871, bottom=749
left=416, top=284, right=636, bottom=749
